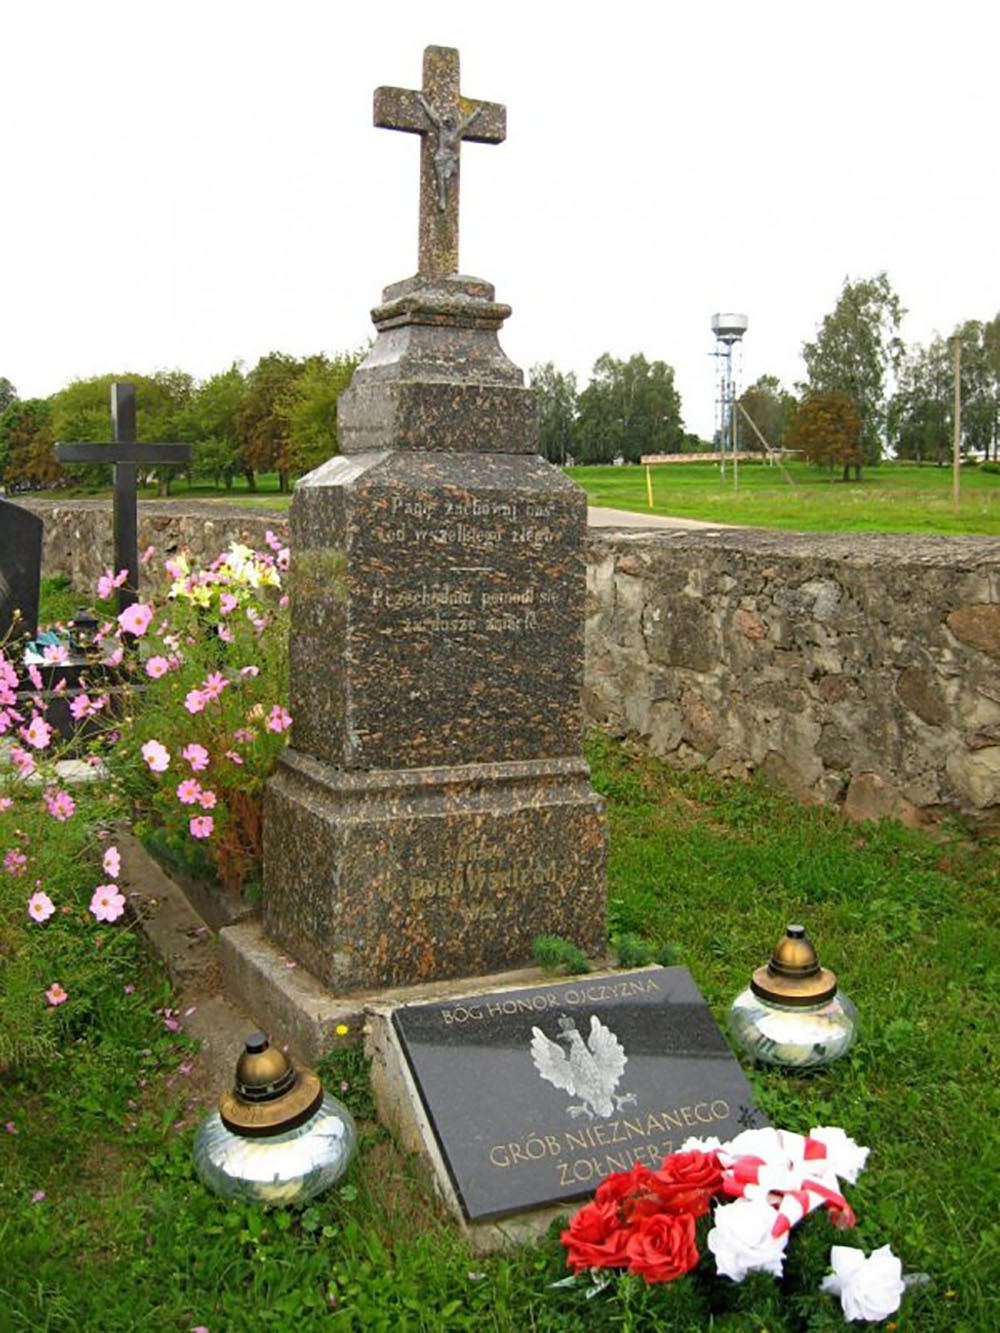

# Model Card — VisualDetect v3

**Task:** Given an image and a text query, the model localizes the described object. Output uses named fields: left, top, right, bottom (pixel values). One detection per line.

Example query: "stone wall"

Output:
left=24, top=500, right=1000, bottom=827
left=22, top=499, right=289, bottom=596
left=586, top=528, right=1000, bottom=829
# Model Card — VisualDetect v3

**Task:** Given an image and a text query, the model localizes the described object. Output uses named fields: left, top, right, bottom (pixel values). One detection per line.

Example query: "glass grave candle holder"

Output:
left=729, top=924, right=856, bottom=1070
left=194, top=1033, right=356, bottom=1204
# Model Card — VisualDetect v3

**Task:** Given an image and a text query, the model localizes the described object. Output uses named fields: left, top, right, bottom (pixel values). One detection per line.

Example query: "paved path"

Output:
left=587, top=506, right=735, bottom=530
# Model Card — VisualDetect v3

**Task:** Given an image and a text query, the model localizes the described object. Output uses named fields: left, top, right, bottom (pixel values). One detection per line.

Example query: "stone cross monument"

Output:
left=262, top=46, right=606, bottom=993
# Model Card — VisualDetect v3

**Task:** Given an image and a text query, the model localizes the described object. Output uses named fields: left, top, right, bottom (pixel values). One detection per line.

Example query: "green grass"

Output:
left=31, top=461, right=1000, bottom=532
left=2, top=736, right=997, bottom=1329
left=571, top=459, right=1000, bottom=534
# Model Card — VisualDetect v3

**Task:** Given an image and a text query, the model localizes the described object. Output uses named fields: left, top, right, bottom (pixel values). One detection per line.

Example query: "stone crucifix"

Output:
left=374, top=45, right=506, bottom=278
left=55, top=383, right=191, bottom=615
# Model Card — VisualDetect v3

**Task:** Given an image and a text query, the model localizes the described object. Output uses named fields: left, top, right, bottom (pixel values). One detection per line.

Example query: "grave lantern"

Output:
left=193, top=1033, right=356, bottom=1203
left=728, top=925, right=856, bottom=1070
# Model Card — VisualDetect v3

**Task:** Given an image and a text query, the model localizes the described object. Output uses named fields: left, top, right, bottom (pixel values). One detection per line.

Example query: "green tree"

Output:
left=889, top=337, right=952, bottom=464
left=576, top=353, right=684, bottom=464
left=0, top=377, right=16, bottom=413
left=278, top=350, right=360, bottom=476
left=529, top=362, right=577, bottom=464
left=788, top=391, right=863, bottom=479
left=738, top=375, right=797, bottom=453
left=0, top=398, right=57, bottom=489
left=183, top=363, right=247, bottom=488
left=237, top=353, right=304, bottom=492
left=801, top=272, right=905, bottom=472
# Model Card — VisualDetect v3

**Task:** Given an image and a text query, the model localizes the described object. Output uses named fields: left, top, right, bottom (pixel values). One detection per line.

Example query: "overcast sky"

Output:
left=3, top=0, right=997, bottom=438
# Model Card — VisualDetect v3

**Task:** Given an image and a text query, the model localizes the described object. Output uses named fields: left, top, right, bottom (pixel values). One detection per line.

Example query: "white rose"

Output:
left=821, top=1245, right=904, bottom=1322
left=707, top=1198, right=788, bottom=1282
left=809, top=1126, right=870, bottom=1184
left=720, top=1126, right=785, bottom=1163
left=679, top=1135, right=722, bottom=1152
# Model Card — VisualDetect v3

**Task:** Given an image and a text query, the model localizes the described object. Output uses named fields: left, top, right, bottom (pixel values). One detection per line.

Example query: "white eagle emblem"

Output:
left=530, top=1014, right=636, bottom=1120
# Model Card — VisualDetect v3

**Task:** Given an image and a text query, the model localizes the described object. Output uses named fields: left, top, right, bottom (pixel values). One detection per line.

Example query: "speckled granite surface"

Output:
left=263, top=228, right=606, bottom=988
left=263, top=752, right=605, bottom=991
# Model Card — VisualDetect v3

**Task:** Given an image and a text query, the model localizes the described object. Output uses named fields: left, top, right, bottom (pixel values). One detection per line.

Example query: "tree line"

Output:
left=0, top=351, right=361, bottom=493
left=3, top=277, right=998, bottom=491
left=737, top=275, right=1000, bottom=479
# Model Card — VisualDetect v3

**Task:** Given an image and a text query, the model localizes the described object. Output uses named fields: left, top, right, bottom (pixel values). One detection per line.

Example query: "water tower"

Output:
left=711, top=312, right=748, bottom=478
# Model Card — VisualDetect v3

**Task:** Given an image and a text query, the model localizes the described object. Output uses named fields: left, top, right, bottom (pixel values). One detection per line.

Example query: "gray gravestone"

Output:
left=0, top=498, right=43, bottom=644
left=262, top=46, right=607, bottom=991
left=391, top=967, right=765, bottom=1222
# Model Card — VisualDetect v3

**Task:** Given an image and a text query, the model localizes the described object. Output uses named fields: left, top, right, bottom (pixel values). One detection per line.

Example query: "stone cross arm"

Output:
left=55, top=441, right=192, bottom=465
left=373, top=85, right=506, bottom=146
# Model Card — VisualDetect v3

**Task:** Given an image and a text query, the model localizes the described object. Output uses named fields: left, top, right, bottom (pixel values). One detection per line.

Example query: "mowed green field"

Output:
left=570, top=460, right=1000, bottom=535
left=24, top=460, right=1000, bottom=535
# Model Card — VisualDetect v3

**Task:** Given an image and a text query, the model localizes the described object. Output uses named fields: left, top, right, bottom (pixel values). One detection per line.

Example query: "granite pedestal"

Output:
left=263, top=274, right=607, bottom=991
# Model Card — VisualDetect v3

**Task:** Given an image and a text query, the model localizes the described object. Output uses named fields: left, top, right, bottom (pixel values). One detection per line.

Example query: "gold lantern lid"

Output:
left=750, top=924, right=838, bottom=1007
left=219, top=1033, right=323, bottom=1137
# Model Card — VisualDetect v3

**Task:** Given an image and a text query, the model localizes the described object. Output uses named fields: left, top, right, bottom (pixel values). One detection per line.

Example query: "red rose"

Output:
left=560, top=1200, right=631, bottom=1273
left=594, top=1164, right=656, bottom=1209
left=648, top=1150, right=725, bottom=1219
left=625, top=1211, right=700, bottom=1284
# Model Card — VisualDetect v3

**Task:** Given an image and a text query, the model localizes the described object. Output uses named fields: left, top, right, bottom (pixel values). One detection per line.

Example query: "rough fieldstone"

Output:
left=896, top=666, right=948, bottom=727
left=946, top=604, right=1000, bottom=659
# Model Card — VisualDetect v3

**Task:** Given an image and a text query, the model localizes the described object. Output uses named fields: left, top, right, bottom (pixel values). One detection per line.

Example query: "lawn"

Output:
left=25, top=461, right=1000, bottom=534
left=570, top=460, right=1000, bottom=535
left=2, top=729, right=997, bottom=1330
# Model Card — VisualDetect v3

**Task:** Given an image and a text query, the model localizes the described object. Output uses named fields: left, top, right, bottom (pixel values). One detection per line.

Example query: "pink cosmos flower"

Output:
left=23, top=715, right=53, bottom=750
left=198, top=788, right=217, bottom=810
left=219, top=592, right=238, bottom=614
left=42, top=644, right=68, bottom=665
left=46, top=982, right=68, bottom=1007
left=97, top=567, right=128, bottom=599
left=28, top=890, right=55, bottom=922
left=266, top=705, right=292, bottom=734
left=31, top=1190, right=46, bottom=1203
left=234, top=728, right=255, bottom=743
left=103, top=646, right=124, bottom=668
left=189, top=815, right=214, bottom=839
left=5, top=849, right=27, bottom=876
left=182, top=743, right=209, bottom=772
left=177, top=778, right=202, bottom=805
left=43, top=790, right=76, bottom=822
left=118, top=602, right=154, bottom=637
left=140, top=545, right=156, bottom=566
left=184, top=689, right=206, bottom=715
left=265, top=530, right=282, bottom=553
left=217, top=625, right=233, bottom=643
left=27, top=663, right=44, bottom=690
left=141, top=740, right=170, bottom=772
left=124, top=984, right=135, bottom=995
left=202, top=672, right=228, bottom=701
left=103, top=846, right=121, bottom=877
left=279, top=594, right=289, bottom=609
left=11, top=746, right=36, bottom=777
left=145, top=656, right=171, bottom=680
left=0, top=797, right=12, bottom=812
left=225, top=750, right=243, bottom=765
left=4, top=1121, right=16, bottom=1134
left=69, top=694, right=95, bottom=721
left=89, top=885, right=126, bottom=923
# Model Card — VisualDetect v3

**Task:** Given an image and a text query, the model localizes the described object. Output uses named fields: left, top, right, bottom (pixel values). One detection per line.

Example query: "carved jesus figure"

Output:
left=417, top=93, right=483, bottom=210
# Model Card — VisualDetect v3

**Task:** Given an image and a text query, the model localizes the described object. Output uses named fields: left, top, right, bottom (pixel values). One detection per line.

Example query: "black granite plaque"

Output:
left=392, top=966, right=764, bottom=1222
left=0, top=498, right=43, bottom=644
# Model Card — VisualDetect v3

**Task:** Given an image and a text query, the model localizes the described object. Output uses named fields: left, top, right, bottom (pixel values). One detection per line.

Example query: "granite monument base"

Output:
left=262, top=749, right=606, bottom=992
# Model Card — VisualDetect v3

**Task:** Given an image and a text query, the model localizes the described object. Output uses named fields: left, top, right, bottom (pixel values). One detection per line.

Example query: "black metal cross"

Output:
left=55, top=383, right=191, bottom=615
left=374, top=46, right=505, bottom=278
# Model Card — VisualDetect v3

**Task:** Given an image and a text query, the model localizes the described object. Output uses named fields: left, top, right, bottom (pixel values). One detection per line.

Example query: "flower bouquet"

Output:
left=560, top=1125, right=909, bottom=1323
